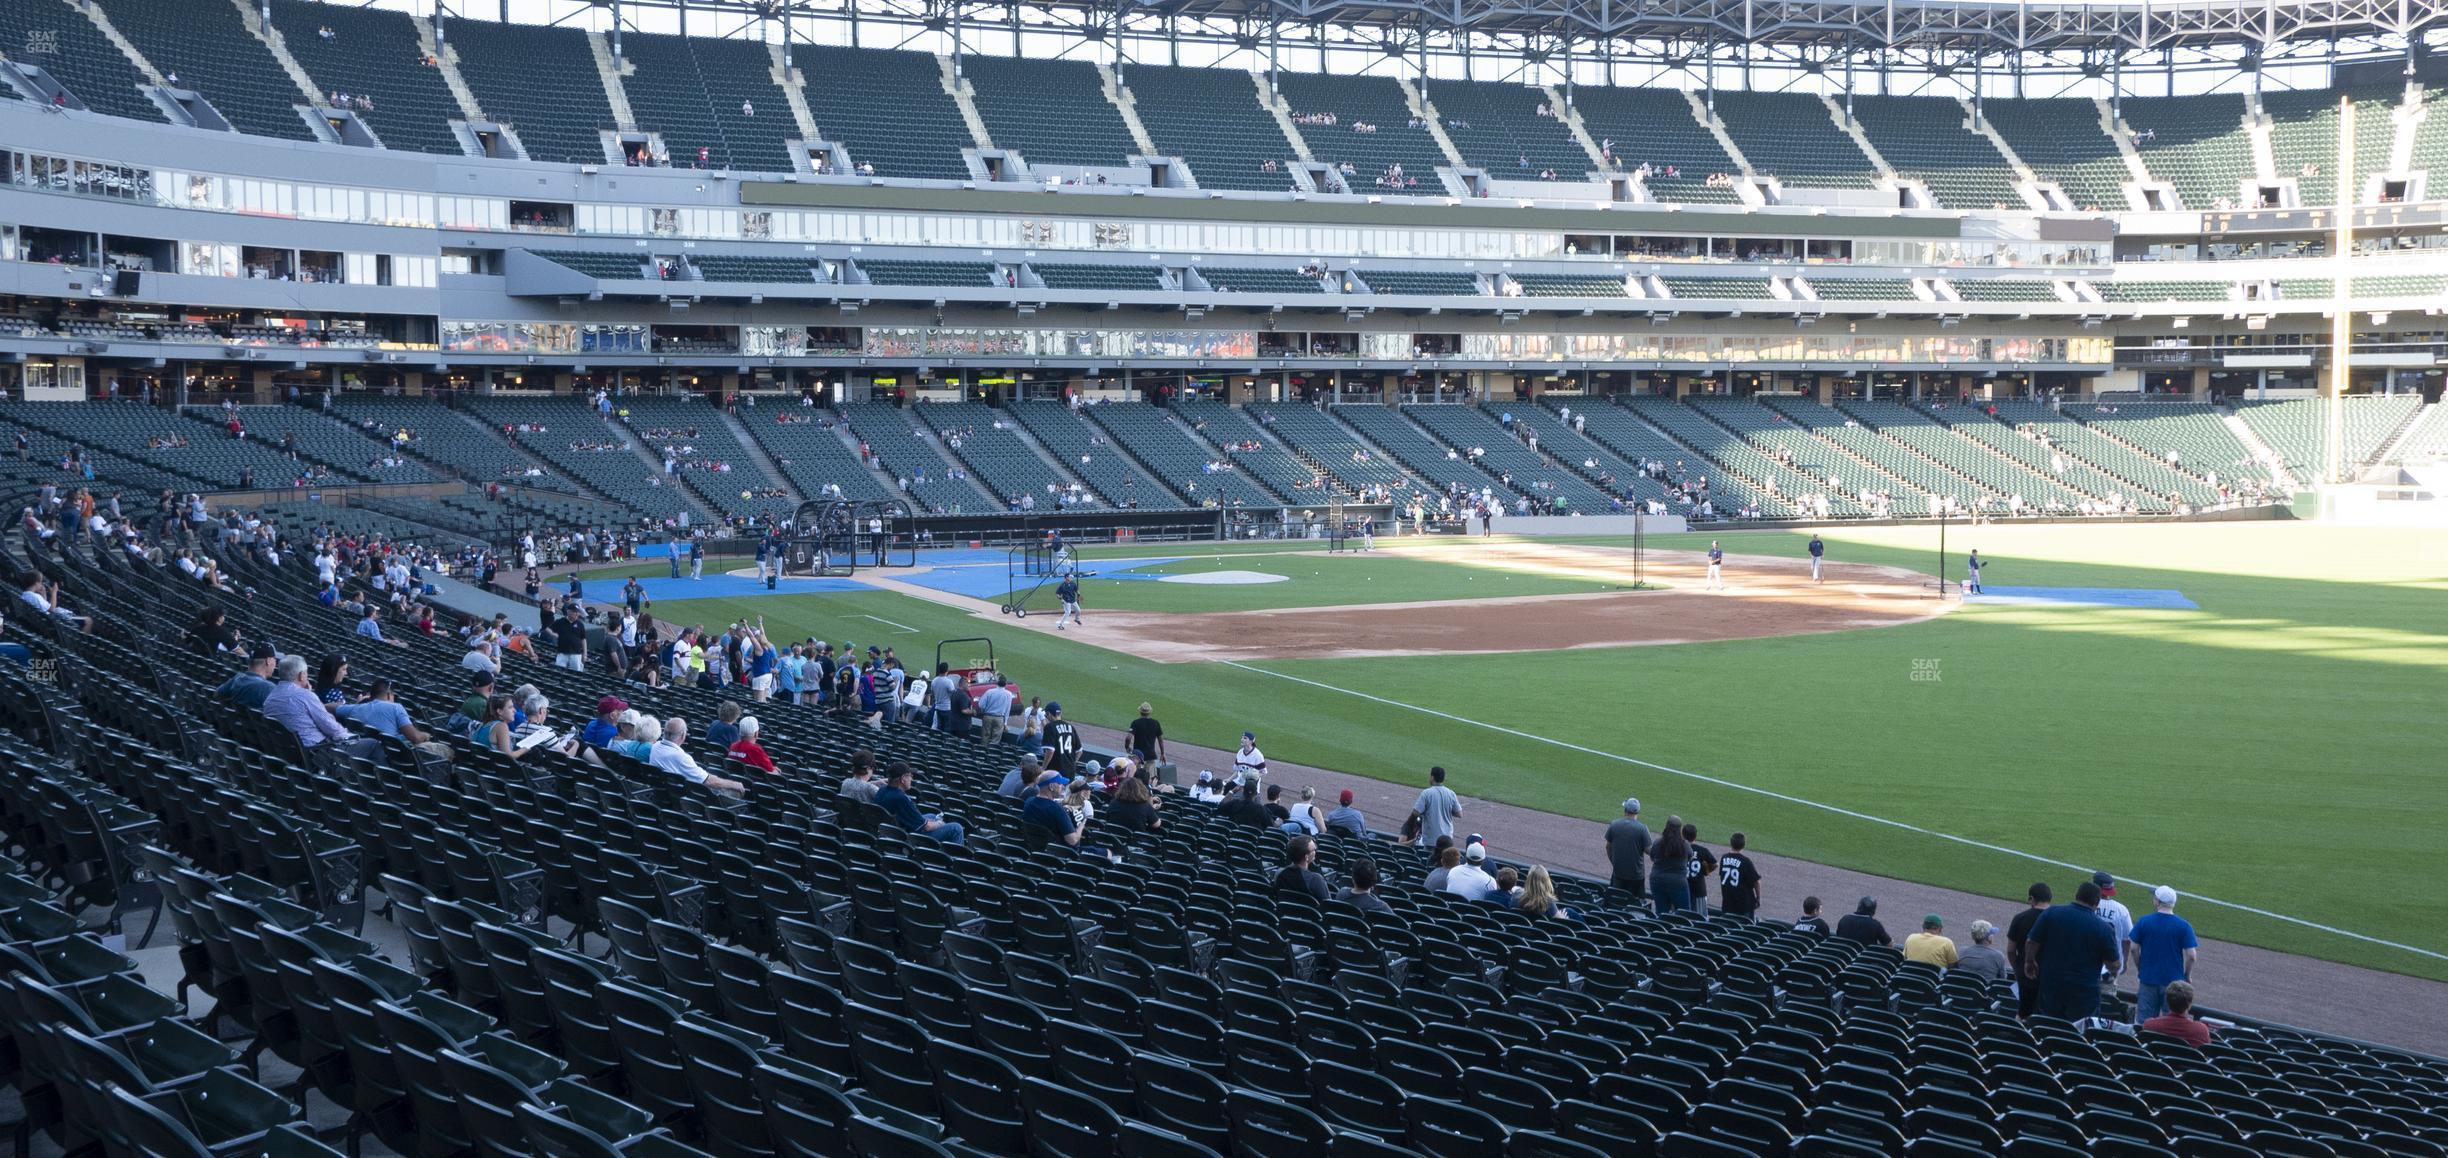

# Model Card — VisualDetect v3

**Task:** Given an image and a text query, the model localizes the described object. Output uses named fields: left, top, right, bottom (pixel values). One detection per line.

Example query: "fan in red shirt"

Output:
left=726, top=715, right=778, bottom=775
left=2138, top=980, right=2214, bottom=1047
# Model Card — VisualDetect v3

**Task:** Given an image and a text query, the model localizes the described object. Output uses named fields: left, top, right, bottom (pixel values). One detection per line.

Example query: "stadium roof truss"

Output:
left=443, top=0, right=2446, bottom=81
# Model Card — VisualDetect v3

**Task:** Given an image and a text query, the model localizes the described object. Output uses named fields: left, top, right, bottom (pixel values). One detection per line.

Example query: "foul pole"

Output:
left=2326, top=95, right=2355, bottom=487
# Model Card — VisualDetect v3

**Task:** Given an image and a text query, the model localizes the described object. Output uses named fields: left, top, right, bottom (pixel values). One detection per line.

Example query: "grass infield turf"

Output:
left=601, top=521, right=2448, bottom=980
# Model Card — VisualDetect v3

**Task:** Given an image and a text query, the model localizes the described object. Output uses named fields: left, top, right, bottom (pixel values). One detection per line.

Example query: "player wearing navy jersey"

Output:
left=1706, top=541, right=1725, bottom=591
left=1055, top=573, right=1083, bottom=629
left=1717, top=833, right=1762, bottom=918
left=1808, top=534, right=1824, bottom=583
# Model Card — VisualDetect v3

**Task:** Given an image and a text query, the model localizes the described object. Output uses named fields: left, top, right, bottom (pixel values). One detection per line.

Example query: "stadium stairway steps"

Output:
left=1813, top=401, right=2015, bottom=502
left=837, top=403, right=1002, bottom=511
left=604, top=412, right=719, bottom=521
left=1707, top=395, right=1923, bottom=499
left=433, top=404, right=579, bottom=493
left=74, top=0, right=167, bottom=89
left=1401, top=78, right=1469, bottom=174
left=2223, top=410, right=2301, bottom=489
left=716, top=408, right=806, bottom=506
left=2378, top=402, right=2439, bottom=466
left=1319, top=403, right=1452, bottom=491
left=1616, top=399, right=1782, bottom=500
left=941, top=56, right=995, bottom=153
left=1098, top=63, right=1161, bottom=161
left=1904, top=401, right=2117, bottom=502
left=415, top=15, right=488, bottom=125
left=1823, top=94, right=1901, bottom=185
left=773, top=41, right=821, bottom=147
left=1965, top=98, right=2045, bottom=201
left=826, top=417, right=924, bottom=501
left=1543, top=85, right=1613, bottom=173
left=587, top=29, right=640, bottom=135
left=228, top=0, right=328, bottom=123
left=1157, top=405, right=1289, bottom=502
left=1254, top=73, right=1317, bottom=165
left=1687, top=90, right=1761, bottom=193
left=2062, top=405, right=2230, bottom=489
left=953, top=403, right=1106, bottom=502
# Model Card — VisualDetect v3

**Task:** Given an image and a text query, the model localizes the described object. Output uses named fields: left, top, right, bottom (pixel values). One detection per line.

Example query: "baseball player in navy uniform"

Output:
left=1360, top=517, right=1376, bottom=552
left=1808, top=534, right=1824, bottom=583
left=1055, top=572, right=1083, bottom=629
left=1965, top=550, right=1985, bottom=595
left=1706, top=541, right=1725, bottom=591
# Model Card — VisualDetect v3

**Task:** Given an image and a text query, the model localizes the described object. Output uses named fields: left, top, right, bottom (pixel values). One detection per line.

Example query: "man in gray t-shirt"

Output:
left=1604, top=798, right=1651, bottom=892
left=1411, top=766, right=1461, bottom=846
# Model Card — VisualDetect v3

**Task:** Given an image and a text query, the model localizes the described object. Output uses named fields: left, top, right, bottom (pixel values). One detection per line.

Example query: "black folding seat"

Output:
left=896, top=960, right=974, bottom=1046
left=846, top=1115, right=954, bottom=1158
left=598, top=897, right=664, bottom=981
left=371, top=998, right=494, bottom=1158
left=964, top=987, right=1054, bottom=1070
left=1690, top=1101, right=1792, bottom=1154
left=766, top=968, right=854, bottom=1074
left=1229, top=1088, right=1336, bottom=1158
left=1409, top=1096, right=1514, bottom=1156
left=644, top=918, right=723, bottom=1014
left=1658, top=1131, right=1759, bottom=1156
left=1002, top=950, right=1075, bottom=1013
left=670, top=1017, right=780, bottom=1155
left=1129, top=1049, right=1235, bottom=1153
left=753, top=1057, right=860, bottom=1157
left=527, top=947, right=624, bottom=1081
left=438, top=1036, right=568, bottom=1155
left=1046, top=1022, right=1139, bottom=1115
left=925, top=1037, right=1028, bottom=1153
left=1071, top=975, right=1144, bottom=1045
left=517, top=1077, right=668, bottom=1154
left=1223, top=1029, right=1313, bottom=1105
left=1019, top=1075, right=1127, bottom=1158
left=101, top=1072, right=303, bottom=1157
left=596, top=980, right=698, bottom=1125
left=467, top=919, right=561, bottom=1046
left=1307, top=1057, right=1408, bottom=1139
left=1555, top=1098, right=1664, bottom=1153
left=839, top=1000, right=940, bottom=1118
left=1116, top=1120, right=1223, bottom=1158
left=1594, top=1073, right=1693, bottom=1131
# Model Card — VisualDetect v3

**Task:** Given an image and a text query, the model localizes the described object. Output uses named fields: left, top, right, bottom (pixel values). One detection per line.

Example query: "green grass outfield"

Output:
left=630, top=521, right=2448, bottom=980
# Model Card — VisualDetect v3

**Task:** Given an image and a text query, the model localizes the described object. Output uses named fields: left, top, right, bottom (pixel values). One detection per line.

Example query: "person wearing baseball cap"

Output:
left=581, top=695, right=629, bottom=748
left=1042, top=701, right=1082, bottom=775
left=1324, top=789, right=1367, bottom=838
left=216, top=643, right=281, bottom=710
left=2092, top=870, right=2134, bottom=994
left=2126, top=884, right=2199, bottom=1025
left=1903, top=913, right=1960, bottom=968
left=1445, top=840, right=1498, bottom=900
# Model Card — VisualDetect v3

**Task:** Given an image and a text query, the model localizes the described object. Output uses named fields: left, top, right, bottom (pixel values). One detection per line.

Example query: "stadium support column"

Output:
left=2326, top=95, right=2354, bottom=486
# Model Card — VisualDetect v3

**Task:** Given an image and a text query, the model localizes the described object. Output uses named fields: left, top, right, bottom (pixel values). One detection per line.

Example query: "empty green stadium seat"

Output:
left=94, top=0, right=313, bottom=141
left=1850, top=95, right=2022, bottom=209
left=1424, top=79, right=1590, bottom=180
left=1711, top=91, right=1878, bottom=189
left=448, top=20, right=618, bottom=165
left=1124, top=64, right=1302, bottom=193
left=271, top=3, right=464, bottom=154
left=964, top=56, right=1137, bottom=168
left=791, top=44, right=972, bottom=180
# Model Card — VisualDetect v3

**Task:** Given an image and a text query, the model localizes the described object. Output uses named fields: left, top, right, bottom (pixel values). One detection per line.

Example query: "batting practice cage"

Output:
left=787, top=498, right=916, bottom=576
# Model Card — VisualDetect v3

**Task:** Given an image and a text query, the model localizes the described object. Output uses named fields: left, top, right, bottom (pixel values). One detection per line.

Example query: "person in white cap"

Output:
left=2126, top=885, right=2199, bottom=1025
left=1445, top=841, right=1498, bottom=900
